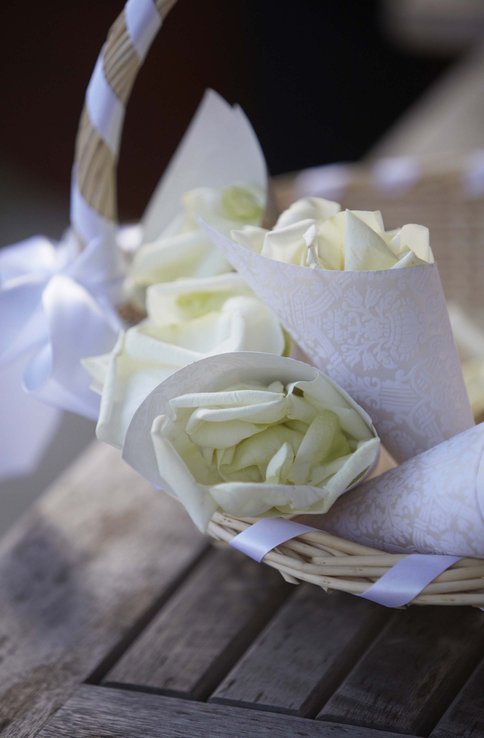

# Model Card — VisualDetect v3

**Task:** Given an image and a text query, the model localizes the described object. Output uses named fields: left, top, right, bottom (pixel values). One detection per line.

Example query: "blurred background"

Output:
left=2, top=0, right=484, bottom=536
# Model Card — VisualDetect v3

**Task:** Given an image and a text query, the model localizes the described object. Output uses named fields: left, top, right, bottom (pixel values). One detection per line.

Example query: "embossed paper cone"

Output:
left=204, top=226, right=473, bottom=462
left=313, top=422, right=484, bottom=557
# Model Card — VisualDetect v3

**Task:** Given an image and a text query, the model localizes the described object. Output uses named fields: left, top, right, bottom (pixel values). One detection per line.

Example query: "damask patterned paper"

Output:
left=205, top=225, right=473, bottom=462
left=316, top=422, right=484, bottom=557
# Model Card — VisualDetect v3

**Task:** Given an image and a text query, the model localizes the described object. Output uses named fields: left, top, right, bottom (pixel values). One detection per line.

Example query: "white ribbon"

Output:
left=70, top=174, right=117, bottom=250
left=0, top=351, right=62, bottom=481
left=125, top=0, right=162, bottom=61
left=0, top=232, right=124, bottom=419
left=86, top=49, right=125, bottom=156
left=229, top=518, right=462, bottom=608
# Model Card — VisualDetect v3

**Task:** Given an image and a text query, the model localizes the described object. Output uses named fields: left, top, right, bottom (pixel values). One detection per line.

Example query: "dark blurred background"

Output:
left=0, top=0, right=462, bottom=225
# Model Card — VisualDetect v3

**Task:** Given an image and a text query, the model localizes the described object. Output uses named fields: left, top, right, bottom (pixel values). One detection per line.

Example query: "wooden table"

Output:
left=0, top=441, right=483, bottom=737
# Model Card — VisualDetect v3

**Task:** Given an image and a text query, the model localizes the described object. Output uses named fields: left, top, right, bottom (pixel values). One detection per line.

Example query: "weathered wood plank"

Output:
left=318, top=606, right=484, bottom=735
left=0, top=442, right=207, bottom=738
left=211, top=586, right=388, bottom=716
left=37, top=684, right=419, bottom=738
left=104, top=547, right=290, bottom=697
left=431, top=659, right=484, bottom=738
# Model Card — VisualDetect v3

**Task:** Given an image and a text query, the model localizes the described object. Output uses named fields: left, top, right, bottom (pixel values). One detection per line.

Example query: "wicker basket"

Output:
left=74, top=0, right=484, bottom=607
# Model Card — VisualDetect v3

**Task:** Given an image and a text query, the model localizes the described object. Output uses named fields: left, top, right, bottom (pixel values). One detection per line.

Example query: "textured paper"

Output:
left=205, top=225, right=474, bottom=462
left=315, top=422, right=484, bottom=557
left=142, top=90, right=267, bottom=242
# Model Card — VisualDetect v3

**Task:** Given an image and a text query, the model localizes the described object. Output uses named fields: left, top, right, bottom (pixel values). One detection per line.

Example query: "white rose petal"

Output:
left=232, top=196, right=434, bottom=271
left=126, top=183, right=264, bottom=310
left=146, top=273, right=251, bottom=325
left=83, top=276, right=285, bottom=448
left=276, top=196, right=341, bottom=228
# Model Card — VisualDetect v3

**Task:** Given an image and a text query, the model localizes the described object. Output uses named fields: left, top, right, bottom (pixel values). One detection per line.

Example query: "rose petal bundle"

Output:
left=126, top=183, right=264, bottom=310
left=123, top=352, right=380, bottom=531
left=84, top=274, right=285, bottom=448
left=204, top=197, right=474, bottom=461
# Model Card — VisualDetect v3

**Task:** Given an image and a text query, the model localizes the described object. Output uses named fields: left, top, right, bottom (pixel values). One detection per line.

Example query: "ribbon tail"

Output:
left=0, top=351, right=62, bottom=480
left=23, top=274, right=119, bottom=418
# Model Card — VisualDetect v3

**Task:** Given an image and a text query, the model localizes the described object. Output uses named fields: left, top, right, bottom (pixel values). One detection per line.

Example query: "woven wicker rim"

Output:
left=74, top=0, right=484, bottom=607
left=208, top=513, right=484, bottom=607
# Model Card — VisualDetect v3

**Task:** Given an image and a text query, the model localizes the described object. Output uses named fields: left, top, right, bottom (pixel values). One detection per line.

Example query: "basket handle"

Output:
left=71, top=0, right=178, bottom=248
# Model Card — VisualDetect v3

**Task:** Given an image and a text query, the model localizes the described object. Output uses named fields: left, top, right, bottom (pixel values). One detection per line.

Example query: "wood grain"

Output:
left=104, top=547, right=290, bottom=697
left=211, top=586, right=389, bottom=716
left=37, top=684, right=419, bottom=738
left=431, top=659, right=484, bottom=738
left=0, top=442, right=206, bottom=738
left=318, top=605, right=484, bottom=735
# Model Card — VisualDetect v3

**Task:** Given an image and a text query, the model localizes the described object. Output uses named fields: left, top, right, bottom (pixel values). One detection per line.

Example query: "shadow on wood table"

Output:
left=0, top=442, right=483, bottom=738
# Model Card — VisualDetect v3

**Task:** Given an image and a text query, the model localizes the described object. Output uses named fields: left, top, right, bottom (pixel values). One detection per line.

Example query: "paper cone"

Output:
left=142, top=90, right=267, bottom=241
left=317, top=422, right=484, bottom=557
left=205, top=225, right=473, bottom=462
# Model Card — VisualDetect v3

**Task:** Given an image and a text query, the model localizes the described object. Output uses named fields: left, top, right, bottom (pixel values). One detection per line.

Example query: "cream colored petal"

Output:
left=146, top=273, right=250, bottom=325
left=349, top=209, right=385, bottom=234
left=170, top=388, right=281, bottom=409
left=265, top=442, right=295, bottom=484
left=209, top=438, right=379, bottom=518
left=218, top=296, right=286, bottom=355
left=183, top=185, right=264, bottom=235
left=392, top=250, right=424, bottom=269
left=288, top=411, right=340, bottom=484
left=344, top=211, right=397, bottom=271
left=292, top=376, right=375, bottom=440
left=209, top=480, right=325, bottom=517
left=314, top=212, right=345, bottom=270
left=396, top=223, right=433, bottom=263
left=143, top=312, right=233, bottom=354
left=311, top=437, right=381, bottom=499
left=96, top=334, right=176, bottom=449
left=151, top=415, right=218, bottom=531
left=188, top=419, right=264, bottom=448
left=220, top=424, right=302, bottom=479
left=131, top=230, right=230, bottom=287
left=261, top=220, right=316, bottom=265
left=286, top=393, right=318, bottom=424
left=276, top=197, right=341, bottom=228
left=220, top=185, right=265, bottom=224
left=186, top=396, right=287, bottom=430
left=82, top=352, right=110, bottom=395
left=309, top=454, right=352, bottom=486
left=231, top=226, right=267, bottom=254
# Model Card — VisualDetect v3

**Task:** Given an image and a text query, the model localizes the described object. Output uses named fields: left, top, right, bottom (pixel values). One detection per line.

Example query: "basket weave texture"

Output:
left=75, top=0, right=484, bottom=607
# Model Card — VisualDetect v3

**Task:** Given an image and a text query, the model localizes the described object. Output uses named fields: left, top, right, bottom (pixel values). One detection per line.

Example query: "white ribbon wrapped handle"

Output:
left=71, top=0, right=177, bottom=247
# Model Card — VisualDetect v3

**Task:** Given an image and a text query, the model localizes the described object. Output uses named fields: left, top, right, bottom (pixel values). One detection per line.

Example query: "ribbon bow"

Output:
left=0, top=231, right=124, bottom=419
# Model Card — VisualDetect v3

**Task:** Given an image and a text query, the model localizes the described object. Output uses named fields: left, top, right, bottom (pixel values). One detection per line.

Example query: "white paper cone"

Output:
left=205, top=225, right=473, bottom=462
left=315, top=422, right=484, bottom=557
left=142, top=90, right=267, bottom=241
